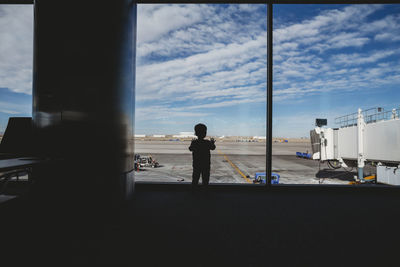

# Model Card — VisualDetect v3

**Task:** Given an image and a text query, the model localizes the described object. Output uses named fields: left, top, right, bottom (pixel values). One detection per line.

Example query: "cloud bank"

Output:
left=136, top=4, right=400, bottom=136
left=136, top=4, right=267, bottom=135
left=0, top=5, right=33, bottom=95
left=273, top=5, right=400, bottom=102
left=1, top=4, right=399, bottom=137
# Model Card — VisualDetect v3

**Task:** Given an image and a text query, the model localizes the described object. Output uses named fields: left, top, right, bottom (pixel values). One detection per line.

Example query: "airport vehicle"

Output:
left=135, top=154, right=159, bottom=168
left=296, top=152, right=312, bottom=159
left=310, top=107, right=400, bottom=185
left=253, top=172, right=280, bottom=184
left=138, top=155, right=159, bottom=168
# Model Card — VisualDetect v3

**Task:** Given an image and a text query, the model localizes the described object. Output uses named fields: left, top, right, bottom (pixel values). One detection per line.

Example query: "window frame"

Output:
left=138, top=0, right=400, bottom=187
left=6, top=0, right=400, bottom=187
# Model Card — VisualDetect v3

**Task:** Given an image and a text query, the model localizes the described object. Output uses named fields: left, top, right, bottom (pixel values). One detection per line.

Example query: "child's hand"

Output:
left=210, top=138, right=215, bottom=144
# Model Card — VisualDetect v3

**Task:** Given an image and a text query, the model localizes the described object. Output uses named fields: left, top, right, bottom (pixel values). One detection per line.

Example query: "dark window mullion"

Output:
left=266, top=2, right=273, bottom=187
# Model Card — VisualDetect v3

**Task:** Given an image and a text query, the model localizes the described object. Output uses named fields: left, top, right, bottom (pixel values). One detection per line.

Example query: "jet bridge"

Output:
left=310, top=107, right=400, bottom=185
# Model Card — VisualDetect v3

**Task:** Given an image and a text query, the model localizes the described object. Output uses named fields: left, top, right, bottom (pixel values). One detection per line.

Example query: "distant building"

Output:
left=253, top=136, right=266, bottom=140
left=152, top=134, right=165, bottom=138
left=173, top=132, right=196, bottom=138
left=135, top=134, right=146, bottom=138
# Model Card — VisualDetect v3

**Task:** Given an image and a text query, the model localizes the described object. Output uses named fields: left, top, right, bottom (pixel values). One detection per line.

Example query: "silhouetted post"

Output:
left=31, top=0, right=136, bottom=203
left=266, top=2, right=273, bottom=187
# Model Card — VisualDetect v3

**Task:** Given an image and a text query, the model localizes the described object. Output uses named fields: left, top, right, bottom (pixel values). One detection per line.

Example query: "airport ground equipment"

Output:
left=310, top=107, right=400, bottom=184
left=377, top=166, right=400, bottom=185
left=135, top=155, right=159, bottom=168
left=296, top=152, right=312, bottom=159
left=253, top=172, right=280, bottom=184
left=134, top=154, right=141, bottom=171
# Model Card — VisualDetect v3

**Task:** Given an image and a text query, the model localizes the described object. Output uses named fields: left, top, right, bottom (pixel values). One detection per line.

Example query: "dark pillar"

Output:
left=32, top=0, right=136, bottom=202
left=266, top=2, right=273, bottom=187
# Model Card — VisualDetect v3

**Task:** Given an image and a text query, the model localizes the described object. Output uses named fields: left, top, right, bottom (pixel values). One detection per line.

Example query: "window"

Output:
left=4, top=1, right=397, bottom=187
left=0, top=5, right=33, bottom=136
left=135, top=4, right=267, bottom=184
left=273, top=4, right=400, bottom=185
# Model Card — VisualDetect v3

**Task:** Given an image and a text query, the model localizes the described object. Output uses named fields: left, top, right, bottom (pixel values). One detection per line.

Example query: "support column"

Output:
left=32, top=0, right=136, bottom=202
left=266, top=2, right=273, bottom=187
left=357, top=108, right=365, bottom=181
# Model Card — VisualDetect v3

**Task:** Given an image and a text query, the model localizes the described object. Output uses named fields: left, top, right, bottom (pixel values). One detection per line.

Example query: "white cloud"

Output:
left=274, top=5, right=381, bottom=45
left=135, top=4, right=268, bottom=136
left=327, top=33, right=369, bottom=49
left=333, top=49, right=399, bottom=66
left=136, top=7, right=267, bottom=109
left=272, top=5, right=400, bottom=104
left=136, top=105, right=210, bottom=122
left=0, top=100, right=30, bottom=115
left=238, top=4, right=263, bottom=13
left=137, top=5, right=205, bottom=43
left=135, top=4, right=400, bottom=136
left=361, top=13, right=400, bottom=34
left=137, top=4, right=266, bottom=63
left=0, top=109, right=21, bottom=115
left=375, top=32, right=400, bottom=42
left=0, top=5, right=33, bottom=95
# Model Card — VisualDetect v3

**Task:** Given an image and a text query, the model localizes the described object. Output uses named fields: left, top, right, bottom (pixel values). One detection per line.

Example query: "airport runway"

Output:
left=134, top=140, right=356, bottom=184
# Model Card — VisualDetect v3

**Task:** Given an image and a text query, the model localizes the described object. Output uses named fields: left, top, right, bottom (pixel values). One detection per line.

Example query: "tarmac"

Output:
left=134, top=140, right=357, bottom=184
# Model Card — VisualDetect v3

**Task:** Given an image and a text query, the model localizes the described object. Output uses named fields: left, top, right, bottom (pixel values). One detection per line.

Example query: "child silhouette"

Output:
left=189, top=123, right=216, bottom=188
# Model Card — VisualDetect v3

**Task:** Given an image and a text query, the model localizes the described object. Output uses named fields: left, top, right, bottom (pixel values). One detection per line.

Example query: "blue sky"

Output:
left=273, top=4, right=400, bottom=137
left=1, top=4, right=400, bottom=137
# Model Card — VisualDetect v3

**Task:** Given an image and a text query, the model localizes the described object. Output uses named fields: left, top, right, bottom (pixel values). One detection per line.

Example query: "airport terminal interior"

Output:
left=1, top=0, right=400, bottom=265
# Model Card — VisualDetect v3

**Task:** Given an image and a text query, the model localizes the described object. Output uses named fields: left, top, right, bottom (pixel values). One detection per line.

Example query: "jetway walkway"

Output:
left=311, top=107, right=400, bottom=184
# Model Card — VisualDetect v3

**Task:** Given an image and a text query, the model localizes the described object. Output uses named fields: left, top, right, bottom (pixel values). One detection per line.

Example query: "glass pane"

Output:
left=135, top=4, right=267, bottom=184
left=273, top=4, right=400, bottom=185
left=0, top=5, right=33, bottom=138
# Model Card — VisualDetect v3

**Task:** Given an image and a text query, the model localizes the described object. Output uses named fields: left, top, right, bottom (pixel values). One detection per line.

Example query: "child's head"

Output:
left=194, top=123, right=207, bottom=139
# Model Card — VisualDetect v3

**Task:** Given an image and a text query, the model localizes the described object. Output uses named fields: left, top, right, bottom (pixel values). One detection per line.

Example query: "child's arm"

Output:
left=210, top=138, right=216, bottom=150
left=189, top=139, right=196, bottom=151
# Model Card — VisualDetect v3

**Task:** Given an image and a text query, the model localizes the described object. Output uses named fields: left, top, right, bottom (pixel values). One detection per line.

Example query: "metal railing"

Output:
left=335, top=107, right=400, bottom=128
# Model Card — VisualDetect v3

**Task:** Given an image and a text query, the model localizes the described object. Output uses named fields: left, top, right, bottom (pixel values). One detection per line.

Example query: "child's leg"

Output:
left=202, top=167, right=210, bottom=186
left=192, top=166, right=201, bottom=186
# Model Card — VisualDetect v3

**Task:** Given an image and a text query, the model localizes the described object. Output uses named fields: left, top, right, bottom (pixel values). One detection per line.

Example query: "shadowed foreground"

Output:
left=1, top=183, right=400, bottom=266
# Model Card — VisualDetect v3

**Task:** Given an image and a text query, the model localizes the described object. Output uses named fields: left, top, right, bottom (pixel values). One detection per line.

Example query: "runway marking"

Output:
left=217, top=150, right=252, bottom=183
